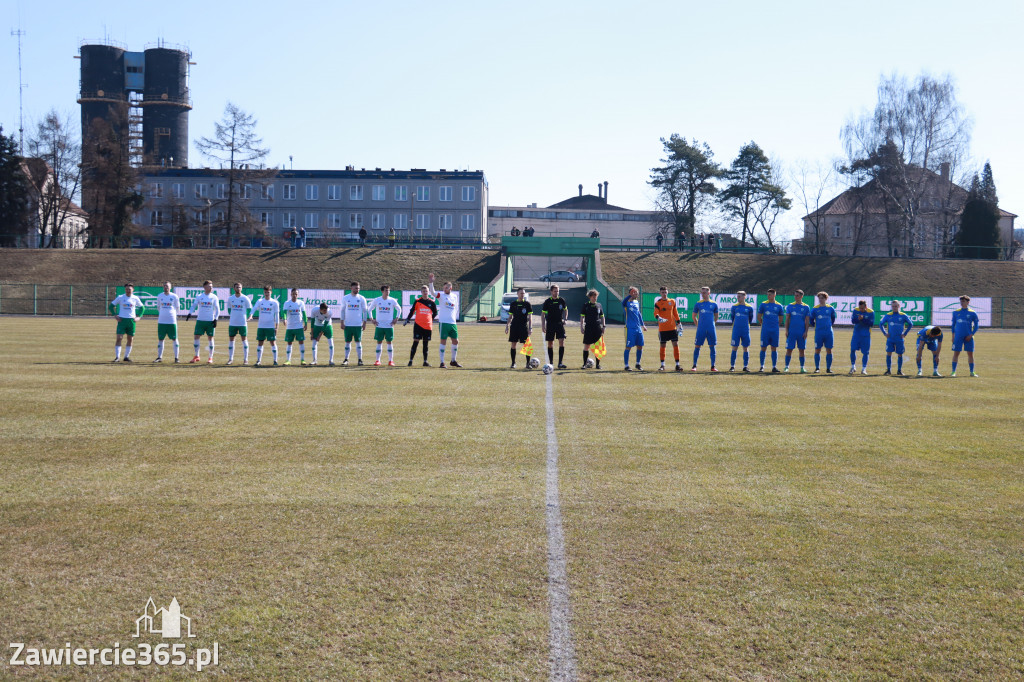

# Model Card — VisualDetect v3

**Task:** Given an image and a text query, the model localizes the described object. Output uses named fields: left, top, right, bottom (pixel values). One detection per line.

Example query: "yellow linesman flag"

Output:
left=591, top=336, right=607, bottom=359
left=521, top=336, right=534, bottom=356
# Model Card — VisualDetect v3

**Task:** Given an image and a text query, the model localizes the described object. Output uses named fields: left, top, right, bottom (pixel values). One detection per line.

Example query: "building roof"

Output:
left=804, top=167, right=1015, bottom=220
left=145, top=167, right=487, bottom=184
left=547, top=193, right=629, bottom=211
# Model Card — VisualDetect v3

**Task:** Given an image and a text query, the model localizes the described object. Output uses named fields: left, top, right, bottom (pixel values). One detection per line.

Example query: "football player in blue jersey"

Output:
left=879, top=299, right=913, bottom=376
left=728, top=291, right=755, bottom=372
left=849, top=300, right=874, bottom=375
left=691, top=286, right=719, bottom=372
left=915, top=325, right=943, bottom=377
left=784, top=289, right=811, bottom=373
left=950, top=295, right=980, bottom=377
left=809, top=291, right=837, bottom=373
left=622, top=287, right=647, bottom=371
left=757, top=288, right=785, bottom=373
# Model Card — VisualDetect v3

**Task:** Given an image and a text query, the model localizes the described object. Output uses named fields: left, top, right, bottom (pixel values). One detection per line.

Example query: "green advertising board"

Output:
left=873, top=296, right=931, bottom=325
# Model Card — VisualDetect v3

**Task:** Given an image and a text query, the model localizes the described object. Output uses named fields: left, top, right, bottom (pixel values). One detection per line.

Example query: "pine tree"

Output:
left=0, top=126, right=31, bottom=246
left=980, top=162, right=998, bottom=206
left=956, top=167, right=1000, bottom=259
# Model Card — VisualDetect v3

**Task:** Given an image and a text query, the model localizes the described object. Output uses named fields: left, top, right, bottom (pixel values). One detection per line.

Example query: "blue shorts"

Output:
left=731, top=330, right=751, bottom=347
left=918, top=338, right=940, bottom=353
left=786, top=334, right=806, bottom=351
left=885, top=337, right=905, bottom=354
left=694, top=327, right=717, bottom=346
left=952, top=336, right=974, bottom=352
left=625, top=328, right=644, bottom=348
left=760, top=329, right=780, bottom=348
left=814, top=330, right=834, bottom=350
left=851, top=333, right=871, bottom=354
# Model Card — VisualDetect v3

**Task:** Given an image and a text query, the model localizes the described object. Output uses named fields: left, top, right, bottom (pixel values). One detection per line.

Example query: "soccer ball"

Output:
left=528, top=357, right=541, bottom=369
left=585, top=358, right=595, bottom=369
left=542, top=363, right=554, bottom=375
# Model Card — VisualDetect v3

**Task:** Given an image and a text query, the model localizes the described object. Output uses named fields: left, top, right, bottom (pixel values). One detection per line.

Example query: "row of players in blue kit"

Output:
left=620, top=287, right=981, bottom=377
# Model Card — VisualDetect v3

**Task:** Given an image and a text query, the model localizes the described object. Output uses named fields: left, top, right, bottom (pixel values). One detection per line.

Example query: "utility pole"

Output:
left=10, top=28, right=26, bottom=155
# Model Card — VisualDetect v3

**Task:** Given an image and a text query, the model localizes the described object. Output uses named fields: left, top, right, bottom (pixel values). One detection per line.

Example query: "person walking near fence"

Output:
left=388, top=227, right=397, bottom=248
left=359, top=227, right=367, bottom=247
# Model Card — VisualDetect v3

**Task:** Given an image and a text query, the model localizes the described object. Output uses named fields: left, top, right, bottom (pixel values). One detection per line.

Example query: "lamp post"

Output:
left=204, top=199, right=212, bottom=248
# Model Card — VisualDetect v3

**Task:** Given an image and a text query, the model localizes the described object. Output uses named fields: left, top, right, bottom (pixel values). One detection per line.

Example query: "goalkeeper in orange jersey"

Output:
left=653, top=286, right=683, bottom=371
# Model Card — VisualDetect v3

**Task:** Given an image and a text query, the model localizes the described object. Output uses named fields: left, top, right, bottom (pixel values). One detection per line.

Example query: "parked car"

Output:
left=499, top=293, right=520, bottom=322
left=539, top=271, right=579, bottom=282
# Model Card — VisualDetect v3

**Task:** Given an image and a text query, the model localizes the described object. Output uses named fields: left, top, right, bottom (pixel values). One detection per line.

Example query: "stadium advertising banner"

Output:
left=932, top=297, right=992, bottom=327
left=400, top=290, right=460, bottom=320
left=873, top=297, right=930, bottom=325
left=298, top=289, right=346, bottom=317
left=711, top=293, right=758, bottom=322
left=829, top=296, right=868, bottom=325
left=174, top=287, right=231, bottom=317
left=131, top=286, right=163, bottom=315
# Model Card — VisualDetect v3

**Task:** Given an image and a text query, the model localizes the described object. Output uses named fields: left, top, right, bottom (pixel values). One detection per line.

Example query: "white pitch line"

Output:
left=545, top=373, right=578, bottom=682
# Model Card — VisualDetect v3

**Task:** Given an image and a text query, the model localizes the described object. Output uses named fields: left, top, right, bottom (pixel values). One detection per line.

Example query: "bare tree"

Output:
left=27, top=111, right=82, bottom=247
left=196, top=103, right=274, bottom=238
left=792, top=160, right=839, bottom=254
left=841, top=72, right=972, bottom=257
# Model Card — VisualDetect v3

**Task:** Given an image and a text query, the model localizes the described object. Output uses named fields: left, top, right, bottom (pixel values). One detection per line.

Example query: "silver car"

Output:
left=539, top=271, right=579, bottom=282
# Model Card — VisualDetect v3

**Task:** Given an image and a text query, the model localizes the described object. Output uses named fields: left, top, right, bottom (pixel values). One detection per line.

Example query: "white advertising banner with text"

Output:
left=932, top=297, right=992, bottom=327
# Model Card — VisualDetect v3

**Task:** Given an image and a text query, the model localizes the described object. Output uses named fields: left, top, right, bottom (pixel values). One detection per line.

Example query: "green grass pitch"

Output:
left=1, top=318, right=1022, bottom=679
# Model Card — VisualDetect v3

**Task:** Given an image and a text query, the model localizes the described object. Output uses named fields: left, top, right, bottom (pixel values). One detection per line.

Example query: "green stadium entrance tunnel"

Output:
left=465, top=237, right=625, bottom=323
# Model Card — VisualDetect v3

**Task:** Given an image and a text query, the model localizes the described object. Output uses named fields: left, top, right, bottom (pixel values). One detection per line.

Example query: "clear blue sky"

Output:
left=4, top=0, right=1022, bottom=238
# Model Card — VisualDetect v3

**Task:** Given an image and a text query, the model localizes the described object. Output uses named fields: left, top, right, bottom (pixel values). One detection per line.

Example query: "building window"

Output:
left=194, top=210, right=206, bottom=224
left=327, top=185, right=341, bottom=201
left=439, top=186, right=452, bottom=202
left=283, top=184, right=296, bottom=200
left=438, top=214, right=452, bottom=230
left=151, top=183, right=163, bottom=199
left=195, top=184, right=208, bottom=199
left=305, top=184, right=319, bottom=201
left=304, top=213, right=318, bottom=228
left=327, top=213, right=343, bottom=228
left=283, top=212, right=296, bottom=228
left=371, top=213, right=386, bottom=230
left=215, top=184, right=226, bottom=200
left=261, top=184, right=273, bottom=200
left=415, top=186, right=429, bottom=201
left=350, top=213, right=364, bottom=230
left=415, top=214, right=430, bottom=230
left=833, top=223, right=841, bottom=238
left=215, top=210, right=225, bottom=223
left=372, top=185, right=386, bottom=201
left=150, top=210, right=163, bottom=226
left=260, top=211, right=273, bottom=227
left=395, top=186, right=408, bottom=202
left=461, top=214, right=475, bottom=231
left=171, top=183, right=185, bottom=199
left=393, top=213, right=408, bottom=230
left=241, top=184, right=252, bottom=200
left=350, top=185, right=364, bottom=201
left=461, top=186, right=476, bottom=202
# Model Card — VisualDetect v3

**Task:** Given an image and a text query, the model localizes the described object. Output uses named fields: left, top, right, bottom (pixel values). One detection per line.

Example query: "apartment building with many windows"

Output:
left=138, top=167, right=489, bottom=244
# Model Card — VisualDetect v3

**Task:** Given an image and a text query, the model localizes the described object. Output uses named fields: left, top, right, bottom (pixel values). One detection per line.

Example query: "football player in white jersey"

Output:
left=109, top=282, right=146, bottom=362
left=341, top=282, right=369, bottom=366
left=282, top=288, right=308, bottom=366
left=368, top=284, right=402, bottom=366
left=154, top=281, right=181, bottom=363
left=252, top=286, right=280, bottom=367
left=310, top=302, right=335, bottom=366
left=427, top=272, right=462, bottom=368
left=186, top=280, right=221, bottom=364
left=226, top=282, right=254, bottom=365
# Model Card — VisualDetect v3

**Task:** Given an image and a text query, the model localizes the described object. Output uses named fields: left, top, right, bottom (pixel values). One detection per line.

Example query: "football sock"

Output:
left=635, top=347, right=642, bottom=364
left=709, top=347, right=716, bottom=366
left=451, top=346, right=458, bottom=362
left=583, top=349, right=589, bottom=364
left=157, top=340, right=164, bottom=358
left=312, top=340, right=318, bottom=363
left=194, top=340, right=200, bottom=356
left=951, top=360, right=958, bottom=373
left=624, top=348, right=630, bottom=366
left=548, top=347, right=554, bottom=364
left=242, top=341, right=249, bottom=362
left=917, top=358, right=922, bottom=371
left=799, top=355, right=805, bottom=369
left=558, top=347, right=564, bottom=364
left=897, top=356, right=903, bottom=373
left=228, top=341, right=235, bottom=362
left=387, top=344, right=393, bottom=362
left=511, top=348, right=517, bottom=363
left=124, top=344, right=132, bottom=358
left=760, top=350, right=767, bottom=366
left=693, top=348, right=700, bottom=366
left=815, top=354, right=821, bottom=370
left=731, top=349, right=737, bottom=366
left=114, top=344, right=122, bottom=359
left=272, top=346, right=278, bottom=362
left=422, top=340, right=429, bottom=360
left=256, top=346, right=263, bottom=363
left=299, top=343, right=305, bottom=361
left=410, top=340, right=419, bottom=362
left=850, top=350, right=857, bottom=366
left=785, top=354, right=791, bottom=369
left=439, top=344, right=446, bottom=363
left=344, top=342, right=351, bottom=360
left=378, top=344, right=384, bottom=362
left=771, top=349, right=778, bottom=367
left=887, top=356, right=892, bottom=371
left=743, top=350, right=749, bottom=367
left=826, top=354, right=832, bottom=371
left=207, top=341, right=214, bottom=359
left=173, top=340, right=179, bottom=360
left=327, top=339, right=334, bottom=363
left=969, top=362, right=975, bottom=373
left=933, top=358, right=939, bottom=370
left=660, top=347, right=666, bottom=362
left=862, top=353, right=868, bottom=369
left=673, top=346, right=680, bottom=362
left=286, top=346, right=292, bottom=361
left=355, top=342, right=362, bottom=360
